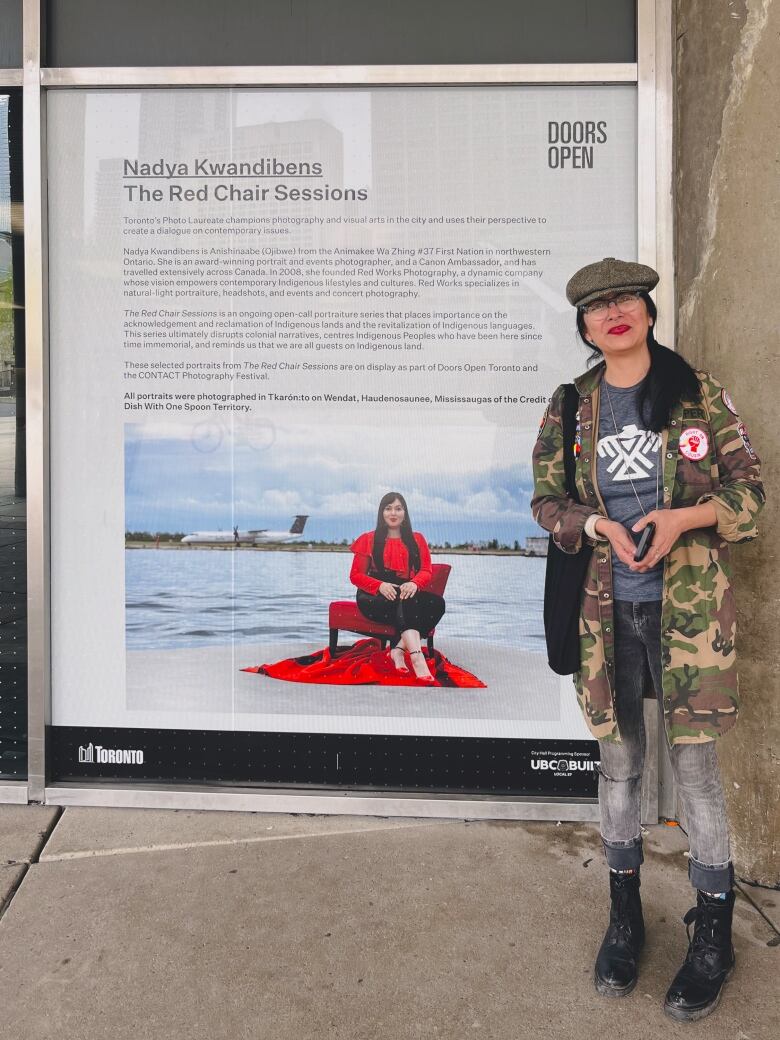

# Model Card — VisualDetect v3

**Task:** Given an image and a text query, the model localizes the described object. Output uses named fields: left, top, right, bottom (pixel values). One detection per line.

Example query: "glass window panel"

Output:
left=46, top=0, right=636, bottom=68
left=0, top=0, right=23, bottom=68
left=0, top=90, right=26, bottom=779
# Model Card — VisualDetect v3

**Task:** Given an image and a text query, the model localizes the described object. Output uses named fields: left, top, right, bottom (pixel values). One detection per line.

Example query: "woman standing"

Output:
left=532, top=258, right=764, bottom=1020
left=350, top=492, right=445, bottom=683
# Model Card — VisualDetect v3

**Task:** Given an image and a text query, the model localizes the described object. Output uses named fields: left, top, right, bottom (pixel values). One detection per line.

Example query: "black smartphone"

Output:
left=634, top=521, right=656, bottom=562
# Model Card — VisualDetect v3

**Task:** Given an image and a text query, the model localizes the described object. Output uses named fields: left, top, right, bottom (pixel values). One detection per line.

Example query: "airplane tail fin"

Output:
left=289, top=515, right=309, bottom=534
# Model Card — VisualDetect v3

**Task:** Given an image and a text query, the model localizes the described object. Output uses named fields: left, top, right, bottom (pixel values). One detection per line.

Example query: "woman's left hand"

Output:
left=630, top=509, right=686, bottom=572
left=631, top=502, right=719, bottom=572
left=399, top=581, right=418, bottom=600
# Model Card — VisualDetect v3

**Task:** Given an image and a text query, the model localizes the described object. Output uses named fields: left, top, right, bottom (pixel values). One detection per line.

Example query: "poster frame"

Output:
left=0, top=82, right=26, bottom=800
left=14, top=0, right=674, bottom=816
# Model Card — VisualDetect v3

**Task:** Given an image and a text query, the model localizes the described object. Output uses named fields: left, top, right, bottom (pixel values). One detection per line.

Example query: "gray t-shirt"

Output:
left=596, top=378, right=663, bottom=600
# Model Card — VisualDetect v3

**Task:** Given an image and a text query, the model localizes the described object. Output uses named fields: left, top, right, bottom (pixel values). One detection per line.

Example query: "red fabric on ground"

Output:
left=242, top=638, right=486, bottom=688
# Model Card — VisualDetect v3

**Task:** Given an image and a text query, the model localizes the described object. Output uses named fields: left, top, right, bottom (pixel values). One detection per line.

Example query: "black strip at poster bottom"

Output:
left=50, top=727, right=599, bottom=798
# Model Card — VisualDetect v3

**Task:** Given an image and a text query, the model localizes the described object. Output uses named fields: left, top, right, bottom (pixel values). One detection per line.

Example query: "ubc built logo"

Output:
left=530, top=752, right=598, bottom=778
left=78, top=743, right=145, bottom=765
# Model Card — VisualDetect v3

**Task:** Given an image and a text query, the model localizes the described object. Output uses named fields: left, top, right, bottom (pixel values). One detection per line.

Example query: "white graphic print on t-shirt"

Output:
left=597, top=424, right=661, bottom=482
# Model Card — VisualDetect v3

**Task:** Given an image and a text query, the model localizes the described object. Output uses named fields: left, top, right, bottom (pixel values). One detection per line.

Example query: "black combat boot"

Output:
left=663, top=889, right=736, bottom=1021
left=594, top=869, right=645, bottom=997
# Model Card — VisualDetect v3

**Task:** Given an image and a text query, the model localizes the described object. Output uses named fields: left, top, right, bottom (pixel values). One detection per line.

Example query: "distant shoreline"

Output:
left=124, top=541, right=547, bottom=558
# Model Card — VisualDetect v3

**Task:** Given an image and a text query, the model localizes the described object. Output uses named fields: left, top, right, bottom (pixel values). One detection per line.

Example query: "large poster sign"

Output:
left=47, top=87, right=636, bottom=795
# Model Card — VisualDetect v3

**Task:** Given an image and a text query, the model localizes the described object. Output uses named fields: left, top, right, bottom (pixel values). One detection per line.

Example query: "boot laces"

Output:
left=683, top=903, right=723, bottom=970
left=608, top=887, right=637, bottom=944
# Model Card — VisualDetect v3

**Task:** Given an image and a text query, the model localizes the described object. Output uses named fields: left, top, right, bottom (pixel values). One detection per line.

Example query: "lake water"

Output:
left=126, top=549, right=547, bottom=653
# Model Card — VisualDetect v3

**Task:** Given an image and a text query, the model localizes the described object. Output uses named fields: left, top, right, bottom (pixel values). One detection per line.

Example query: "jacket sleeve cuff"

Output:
left=552, top=507, right=601, bottom=554
left=583, top=513, right=608, bottom=541
left=695, top=491, right=744, bottom=542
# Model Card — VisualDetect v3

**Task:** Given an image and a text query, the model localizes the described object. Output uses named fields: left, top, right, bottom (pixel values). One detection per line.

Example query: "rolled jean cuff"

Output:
left=688, top=857, right=734, bottom=894
left=601, top=834, right=644, bottom=871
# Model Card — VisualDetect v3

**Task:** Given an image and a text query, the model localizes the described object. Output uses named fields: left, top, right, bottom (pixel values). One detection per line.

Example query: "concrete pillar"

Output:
left=675, top=0, right=779, bottom=885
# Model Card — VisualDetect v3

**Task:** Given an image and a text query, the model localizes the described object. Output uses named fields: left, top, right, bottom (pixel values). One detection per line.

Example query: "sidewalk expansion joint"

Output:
left=0, top=863, right=28, bottom=924
left=0, top=808, right=64, bottom=924
left=38, top=819, right=454, bottom=863
left=29, top=805, right=65, bottom=862
left=4, top=805, right=64, bottom=866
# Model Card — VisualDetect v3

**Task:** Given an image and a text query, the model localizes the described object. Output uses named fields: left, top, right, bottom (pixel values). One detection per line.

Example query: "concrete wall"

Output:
left=675, top=0, right=780, bottom=885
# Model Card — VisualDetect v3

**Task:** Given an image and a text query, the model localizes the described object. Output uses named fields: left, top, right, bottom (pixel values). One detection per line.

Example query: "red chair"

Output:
left=329, top=563, right=451, bottom=657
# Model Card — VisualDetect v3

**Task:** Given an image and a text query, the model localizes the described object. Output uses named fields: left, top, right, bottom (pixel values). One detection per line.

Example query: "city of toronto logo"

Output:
left=597, top=424, right=661, bottom=481
left=78, top=743, right=144, bottom=765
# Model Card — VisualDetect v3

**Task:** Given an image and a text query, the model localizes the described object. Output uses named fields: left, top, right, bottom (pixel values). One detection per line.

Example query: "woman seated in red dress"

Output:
left=350, top=491, right=446, bottom=682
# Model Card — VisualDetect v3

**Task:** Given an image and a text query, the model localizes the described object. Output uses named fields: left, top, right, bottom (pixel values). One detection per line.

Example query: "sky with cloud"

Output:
left=125, top=414, right=539, bottom=545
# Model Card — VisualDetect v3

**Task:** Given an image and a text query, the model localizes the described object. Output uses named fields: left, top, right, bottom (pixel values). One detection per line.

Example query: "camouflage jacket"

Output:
left=532, top=363, right=764, bottom=746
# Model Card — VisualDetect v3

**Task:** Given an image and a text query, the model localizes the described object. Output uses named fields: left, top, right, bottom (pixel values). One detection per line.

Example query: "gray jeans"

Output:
left=597, top=600, right=733, bottom=893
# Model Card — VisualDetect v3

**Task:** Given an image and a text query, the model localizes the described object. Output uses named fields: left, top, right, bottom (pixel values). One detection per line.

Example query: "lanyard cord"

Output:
left=602, top=382, right=660, bottom=518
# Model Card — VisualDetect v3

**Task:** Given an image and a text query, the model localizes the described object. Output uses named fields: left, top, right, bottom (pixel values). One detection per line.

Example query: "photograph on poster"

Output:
left=124, top=415, right=560, bottom=732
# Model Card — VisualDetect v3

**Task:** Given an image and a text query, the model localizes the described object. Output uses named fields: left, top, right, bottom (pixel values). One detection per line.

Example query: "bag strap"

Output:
left=560, top=383, right=581, bottom=503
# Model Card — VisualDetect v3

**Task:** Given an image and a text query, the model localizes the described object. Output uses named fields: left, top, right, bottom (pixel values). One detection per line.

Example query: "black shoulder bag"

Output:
left=542, top=384, right=594, bottom=675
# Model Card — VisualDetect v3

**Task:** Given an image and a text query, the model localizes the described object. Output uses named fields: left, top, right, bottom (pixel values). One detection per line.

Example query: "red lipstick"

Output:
left=608, top=324, right=631, bottom=335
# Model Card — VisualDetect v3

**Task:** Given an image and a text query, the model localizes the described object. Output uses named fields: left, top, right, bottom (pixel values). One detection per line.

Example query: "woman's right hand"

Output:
left=594, top=518, right=637, bottom=569
left=378, top=581, right=398, bottom=600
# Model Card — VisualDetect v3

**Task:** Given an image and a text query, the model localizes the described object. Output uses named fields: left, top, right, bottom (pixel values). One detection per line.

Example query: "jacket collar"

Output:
left=573, top=361, right=606, bottom=396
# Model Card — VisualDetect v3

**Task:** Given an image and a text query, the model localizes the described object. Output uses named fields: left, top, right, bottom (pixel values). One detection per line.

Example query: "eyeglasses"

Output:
left=580, top=291, right=642, bottom=317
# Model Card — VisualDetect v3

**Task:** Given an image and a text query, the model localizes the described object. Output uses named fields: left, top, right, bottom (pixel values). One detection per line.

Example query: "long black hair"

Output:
left=372, top=491, right=420, bottom=573
left=575, top=292, right=700, bottom=433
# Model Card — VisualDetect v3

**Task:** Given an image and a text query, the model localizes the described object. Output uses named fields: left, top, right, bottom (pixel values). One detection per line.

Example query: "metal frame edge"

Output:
left=40, top=63, right=638, bottom=87
left=26, top=4, right=669, bottom=820
left=0, top=783, right=30, bottom=804
left=653, top=0, right=678, bottom=820
left=23, top=0, right=50, bottom=803
left=45, top=785, right=600, bottom=821
left=634, top=0, right=675, bottom=827
left=654, top=0, right=675, bottom=349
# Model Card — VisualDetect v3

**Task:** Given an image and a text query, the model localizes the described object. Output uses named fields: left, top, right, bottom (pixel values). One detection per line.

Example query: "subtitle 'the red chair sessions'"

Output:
left=328, top=563, right=452, bottom=657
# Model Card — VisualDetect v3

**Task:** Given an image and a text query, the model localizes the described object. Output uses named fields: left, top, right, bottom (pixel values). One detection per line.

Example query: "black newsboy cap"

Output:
left=566, top=257, right=659, bottom=308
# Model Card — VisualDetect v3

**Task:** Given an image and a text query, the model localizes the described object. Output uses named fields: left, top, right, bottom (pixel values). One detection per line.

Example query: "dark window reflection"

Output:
left=0, top=0, right=23, bottom=69
left=46, top=0, right=636, bottom=67
left=0, top=90, right=26, bottom=779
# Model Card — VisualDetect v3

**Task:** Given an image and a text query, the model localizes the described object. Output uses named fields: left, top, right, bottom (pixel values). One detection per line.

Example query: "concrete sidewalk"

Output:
left=0, top=805, right=777, bottom=1040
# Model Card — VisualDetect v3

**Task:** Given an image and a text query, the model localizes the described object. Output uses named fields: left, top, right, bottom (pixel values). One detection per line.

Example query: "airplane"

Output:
left=180, top=515, right=309, bottom=546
